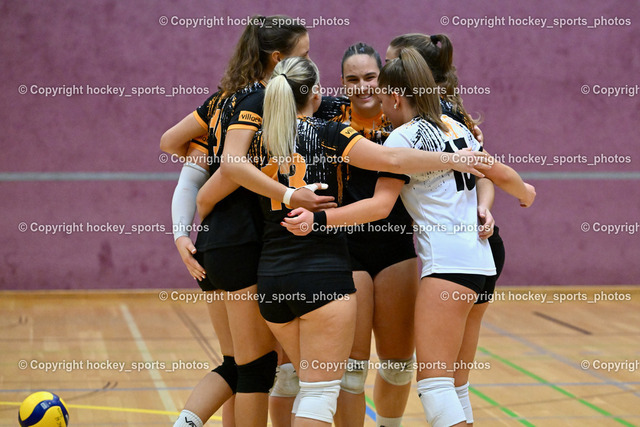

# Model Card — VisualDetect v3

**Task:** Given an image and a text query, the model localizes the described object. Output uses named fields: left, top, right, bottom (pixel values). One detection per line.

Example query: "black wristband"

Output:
left=313, top=211, right=327, bottom=228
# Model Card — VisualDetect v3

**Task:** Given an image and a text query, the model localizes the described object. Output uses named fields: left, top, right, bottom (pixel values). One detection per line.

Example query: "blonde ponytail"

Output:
left=263, top=74, right=297, bottom=171
left=263, top=57, right=320, bottom=172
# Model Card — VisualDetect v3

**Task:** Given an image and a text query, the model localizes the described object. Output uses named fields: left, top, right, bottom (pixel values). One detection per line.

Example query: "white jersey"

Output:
left=383, top=115, right=496, bottom=277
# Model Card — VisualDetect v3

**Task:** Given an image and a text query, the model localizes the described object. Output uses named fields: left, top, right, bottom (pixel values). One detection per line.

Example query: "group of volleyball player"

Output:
left=160, top=15, right=535, bottom=427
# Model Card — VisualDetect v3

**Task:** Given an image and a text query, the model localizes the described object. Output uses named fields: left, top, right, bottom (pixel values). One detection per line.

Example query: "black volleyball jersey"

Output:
left=316, top=97, right=413, bottom=237
left=334, top=105, right=413, bottom=236
left=189, top=91, right=223, bottom=154
left=194, top=82, right=266, bottom=252
left=250, top=117, right=364, bottom=275
left=440, top=98, right=475, bottom=135
left=314, top=95, right=350, bottom=121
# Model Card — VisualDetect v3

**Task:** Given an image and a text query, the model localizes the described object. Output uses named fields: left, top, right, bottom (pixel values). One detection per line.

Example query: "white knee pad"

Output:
left=340, top=358, right=369, bottom=394
left=455, top=381, right=474, bottom=424
left=271, top=363, right=300, bottom=398
left=295, top=380, right=341, bottom=424
left=416, top=377, right=466, bottom=427
left=378, top=356, right=415, bottom=386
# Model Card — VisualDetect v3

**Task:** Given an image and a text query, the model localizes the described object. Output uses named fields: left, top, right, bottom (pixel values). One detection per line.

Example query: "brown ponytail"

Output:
left=219, top=15, right=307, bottom=95
left=379, top=47, right=447, bottom=132
left=390, top=33, right=479, bottom=129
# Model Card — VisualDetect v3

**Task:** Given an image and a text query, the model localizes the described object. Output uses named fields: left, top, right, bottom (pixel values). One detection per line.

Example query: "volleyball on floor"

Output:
left=18, top=391, right=69, bottom=427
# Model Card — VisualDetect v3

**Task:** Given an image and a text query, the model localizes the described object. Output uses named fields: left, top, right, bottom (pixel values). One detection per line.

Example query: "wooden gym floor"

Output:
left=1, top=287, right=639, bottom=426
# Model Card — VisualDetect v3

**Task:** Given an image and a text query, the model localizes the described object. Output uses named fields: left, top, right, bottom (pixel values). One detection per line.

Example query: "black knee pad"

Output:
left=212, top=355, right=238, bottom=394
left=236, top=351, right=278, bottom=394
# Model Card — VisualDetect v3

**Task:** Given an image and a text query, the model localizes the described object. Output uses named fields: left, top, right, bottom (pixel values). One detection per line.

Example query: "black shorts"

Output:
left=348, top=231, right=416, bottom=278
left=194, top=242, right=261, bottom=292
left=428, top=225, right=505, bottom=305
left=258, top=271, right=356, bottom=324
left=480, top=225, right=505, bottom=304
left=428, top=273, right=487, bottom=296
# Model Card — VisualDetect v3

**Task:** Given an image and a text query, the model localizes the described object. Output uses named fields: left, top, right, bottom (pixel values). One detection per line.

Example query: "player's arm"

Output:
left=220, top=129, right=288, bottom=200
left=160, top=113, right=208, bottom=157
left=345, top=137, right=491, bottom=177
left=472, top=125, right=484, bottom=144
left=482, top=150, right=536, bottom=207
left=220, top=129, right=337, bottom=211
left=196, top=169, right=240, bottom=219
left=476, top=178, right=495, bottom=239
left=282, top=177, right=404, bottom=236
left=171, top=147, right=210, bottom=280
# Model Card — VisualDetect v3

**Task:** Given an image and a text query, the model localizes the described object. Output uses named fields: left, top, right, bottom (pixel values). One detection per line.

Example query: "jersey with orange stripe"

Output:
left=189, top=91, right=224, bottom=154
left=250, top=117, right=363, bottom=275
left=194, top=82, right=266, bottom=252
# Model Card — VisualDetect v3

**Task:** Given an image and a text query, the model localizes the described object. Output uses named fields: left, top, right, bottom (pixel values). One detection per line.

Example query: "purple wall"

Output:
left=1, top=0, right=639, bottom=289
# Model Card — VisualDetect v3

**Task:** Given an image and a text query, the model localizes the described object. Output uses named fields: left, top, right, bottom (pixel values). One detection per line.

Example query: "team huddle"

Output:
left=160, top=14, right=536, bottom=427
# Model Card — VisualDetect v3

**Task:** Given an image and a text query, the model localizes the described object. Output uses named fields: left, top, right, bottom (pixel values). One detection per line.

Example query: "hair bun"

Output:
left=430, top=34, right=439, bottom=45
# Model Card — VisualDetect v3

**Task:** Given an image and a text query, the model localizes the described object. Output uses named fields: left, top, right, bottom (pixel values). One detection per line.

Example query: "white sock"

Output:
left=173, top=409, right=203, bottom=427
left=455, top=382, right=474, bottom=424
left=416, top=377, right=466, bottom=427
left=376, top=414, right=403, bottom=427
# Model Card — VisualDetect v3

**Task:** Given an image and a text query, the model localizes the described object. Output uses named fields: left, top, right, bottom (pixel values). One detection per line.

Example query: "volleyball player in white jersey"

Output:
left=282, top=48, right=535, bottom=427
left=386, top=33, right=509, bottom=426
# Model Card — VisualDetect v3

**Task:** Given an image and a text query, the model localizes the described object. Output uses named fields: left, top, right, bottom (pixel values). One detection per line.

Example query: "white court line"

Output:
left=119, top=303, right=177, bottom=417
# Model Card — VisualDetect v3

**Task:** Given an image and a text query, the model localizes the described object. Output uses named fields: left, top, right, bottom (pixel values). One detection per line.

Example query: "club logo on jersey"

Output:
left=340, top=126, right=357, bottom=138
left=239, top=111, right=262, bottom=126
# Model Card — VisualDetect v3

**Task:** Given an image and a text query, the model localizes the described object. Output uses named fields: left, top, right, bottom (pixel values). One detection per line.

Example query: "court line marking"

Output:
left=2, top=171, right=640, bottom=182
left=478, top=346, right=635, bottom=426
left=470, top=381, right=640, bottom=387
left=483, top=321, right=640, bottom=398
left=119, top=304, right=176, bottom=418
left=0, top=400, right=223, bottom=420
left=4, top=381, right=640, bottom=393
left=468, top=387, right=536, bottom=426
left=0, top=400, right=176, bottom=416
left=172, top=305, right=221, bottom=365
left=363, top=394, right=377, bottom=422
left=365, top=383, right=533, bottom=425
left=532, top=311, right=592, bottom=335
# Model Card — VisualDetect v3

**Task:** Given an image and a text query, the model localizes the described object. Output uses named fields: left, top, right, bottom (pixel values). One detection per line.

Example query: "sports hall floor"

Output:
left=2, top=287, right=639, bottom=426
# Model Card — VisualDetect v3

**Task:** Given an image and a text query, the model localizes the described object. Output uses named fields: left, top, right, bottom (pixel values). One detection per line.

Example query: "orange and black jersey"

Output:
left=194, top=82, right=266, bottom=252
left=191, top=82, right=266, bottom=175
left=314, top=95, right=351, bottom=122
left=315, top=96, right=390, bottom=141
left=441, top=98, right=474, bottom=133
left=315, top=97, right=414, bottom=238
left=250, top=117, right=363, bottom=275
left=189, top=91, right=224, bottom=154
left=316, top=96, right=469, bottom=133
